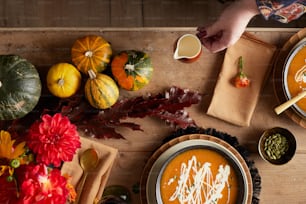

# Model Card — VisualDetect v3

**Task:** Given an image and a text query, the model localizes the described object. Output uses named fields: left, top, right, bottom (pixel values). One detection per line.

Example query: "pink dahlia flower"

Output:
left=19, top=164, right=69, bottom=204
left=27, top=113, right=81, bottom=167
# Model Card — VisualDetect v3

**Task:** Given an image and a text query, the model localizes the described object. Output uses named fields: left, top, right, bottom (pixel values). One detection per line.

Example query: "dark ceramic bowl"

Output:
left=258, top=127, right=296, bottom=165
left=145, top=134, right=253, bottom=204
left=282, top=38, right=306, bottom=118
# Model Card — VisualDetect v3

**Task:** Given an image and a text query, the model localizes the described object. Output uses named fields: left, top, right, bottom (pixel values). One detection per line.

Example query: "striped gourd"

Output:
left=85, top=69, right=119, bottom=109
left=111, top=50, right=153, bottom=91
left=0, top=55, right=42, bottom=120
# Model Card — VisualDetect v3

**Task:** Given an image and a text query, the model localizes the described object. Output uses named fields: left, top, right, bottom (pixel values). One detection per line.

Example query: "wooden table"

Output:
left=0, top=27, right=305, bottom=204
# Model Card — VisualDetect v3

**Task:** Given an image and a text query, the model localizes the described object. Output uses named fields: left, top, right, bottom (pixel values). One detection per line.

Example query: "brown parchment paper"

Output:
left=207, top=32, right=277, bottom=126
left=61, top=136, right=118, bottom=204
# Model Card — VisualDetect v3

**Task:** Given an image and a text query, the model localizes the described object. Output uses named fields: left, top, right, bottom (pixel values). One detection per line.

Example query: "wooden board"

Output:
left=0, top=27, right=305, bottom=203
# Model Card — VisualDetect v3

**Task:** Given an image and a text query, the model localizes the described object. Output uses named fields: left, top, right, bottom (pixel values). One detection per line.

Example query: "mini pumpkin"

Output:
left=46, top=63, right=82, bottom=98
left=0, top=55, right=42, bottom=120
left=85, top=69, right=119, bottom=109
left=71, top=35, right=112, bottom=75
left=111, top=50, right=153, bottom=91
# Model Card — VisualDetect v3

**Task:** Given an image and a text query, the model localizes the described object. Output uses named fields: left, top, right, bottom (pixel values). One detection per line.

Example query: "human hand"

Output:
left=197, top=0, right=259, bottom=53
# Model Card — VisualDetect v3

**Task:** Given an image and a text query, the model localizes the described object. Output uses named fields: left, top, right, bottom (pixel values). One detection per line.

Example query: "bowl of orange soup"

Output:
left=283, top=38, right=306, bottom=118
left=145, top=134, right=253, bottom=204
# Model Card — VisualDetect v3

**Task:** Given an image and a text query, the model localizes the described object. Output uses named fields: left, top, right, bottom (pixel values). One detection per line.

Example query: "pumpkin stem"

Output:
left=57, top=78, right=65, bottom=86
left=85, top=50, right=94, bottom=58
left=125, top=64, right=135, bottom=71
left=88, top=69, right=97, bottom=79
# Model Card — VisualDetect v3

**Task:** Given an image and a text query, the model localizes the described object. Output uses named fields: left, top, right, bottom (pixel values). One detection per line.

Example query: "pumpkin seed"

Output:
left=264, top=133, right=289, bottom=160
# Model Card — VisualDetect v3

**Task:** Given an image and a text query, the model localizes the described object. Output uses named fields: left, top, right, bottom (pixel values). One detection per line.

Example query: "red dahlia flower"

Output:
left=18, top=164, right=69, bottom=204
left=27, top=113, right=81, bottom=167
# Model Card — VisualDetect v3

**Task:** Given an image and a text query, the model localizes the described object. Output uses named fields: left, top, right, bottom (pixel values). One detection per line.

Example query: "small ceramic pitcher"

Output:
left=173, top=34, right=202, bottom=63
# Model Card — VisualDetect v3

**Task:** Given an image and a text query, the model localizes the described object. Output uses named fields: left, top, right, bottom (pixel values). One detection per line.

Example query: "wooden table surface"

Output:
left=0, top=27, right=305, bottom=204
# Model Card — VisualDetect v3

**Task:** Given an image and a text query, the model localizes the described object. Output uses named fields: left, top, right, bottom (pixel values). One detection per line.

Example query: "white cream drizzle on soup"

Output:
left=286, top=46, right=306, bottom=112
left=160, top=149, right=239, bottom=204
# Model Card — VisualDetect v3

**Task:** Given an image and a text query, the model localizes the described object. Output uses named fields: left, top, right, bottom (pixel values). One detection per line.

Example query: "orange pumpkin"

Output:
left=71, top=35, right=112, bottom=75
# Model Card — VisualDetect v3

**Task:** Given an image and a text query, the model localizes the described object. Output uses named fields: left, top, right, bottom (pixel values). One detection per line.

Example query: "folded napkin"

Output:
left=61, top=136, right=118, bottom=204
left=207, top=32, right=277, bottom=126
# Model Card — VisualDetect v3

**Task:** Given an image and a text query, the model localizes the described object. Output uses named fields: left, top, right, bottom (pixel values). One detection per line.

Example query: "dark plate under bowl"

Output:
left=144, top=134, right=253, bottom=204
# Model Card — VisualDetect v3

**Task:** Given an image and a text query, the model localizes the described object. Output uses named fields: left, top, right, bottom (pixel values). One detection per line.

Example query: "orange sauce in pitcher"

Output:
left=177, top=35, right=201, bottom=57
left=174, top=34, right=202, bottom=63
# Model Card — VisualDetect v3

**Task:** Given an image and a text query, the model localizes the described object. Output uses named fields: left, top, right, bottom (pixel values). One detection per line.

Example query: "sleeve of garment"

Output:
left=256, top=0, right=306, bottom=23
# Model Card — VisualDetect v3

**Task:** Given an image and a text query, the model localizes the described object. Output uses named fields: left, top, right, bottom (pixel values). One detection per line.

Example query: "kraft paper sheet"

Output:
left=61, top=136, right=118, bottom=204
left=207, top=32, right=277, bottom=126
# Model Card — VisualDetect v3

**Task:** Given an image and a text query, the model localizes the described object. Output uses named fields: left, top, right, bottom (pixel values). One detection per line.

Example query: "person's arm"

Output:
left=197, top=0, right=260, bottom=53
left=256, top=0, right=306, bottom=23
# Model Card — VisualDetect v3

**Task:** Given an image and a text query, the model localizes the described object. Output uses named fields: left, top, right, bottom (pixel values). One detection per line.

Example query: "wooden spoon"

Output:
left=274, top=90, right=306, bottom=115
left=75, top=148, right=99, bottom=204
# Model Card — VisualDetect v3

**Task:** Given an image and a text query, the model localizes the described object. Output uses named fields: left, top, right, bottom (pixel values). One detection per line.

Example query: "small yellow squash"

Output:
left=47, top=63, right=82, bottom=98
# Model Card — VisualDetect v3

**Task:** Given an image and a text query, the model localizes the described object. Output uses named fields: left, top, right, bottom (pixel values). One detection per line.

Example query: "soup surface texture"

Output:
left=160, top=149, right=239, bottom=204
left=286, top=45, right=306, bottom=113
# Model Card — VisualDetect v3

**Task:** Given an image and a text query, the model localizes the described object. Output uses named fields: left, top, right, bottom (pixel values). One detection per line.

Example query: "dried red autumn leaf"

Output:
left=58, top=86, right=202, bottom=139
left=2, top=86, right=202, bottom=140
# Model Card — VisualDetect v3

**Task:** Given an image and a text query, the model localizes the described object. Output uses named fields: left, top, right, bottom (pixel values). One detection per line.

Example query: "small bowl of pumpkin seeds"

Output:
left=258, top=127, right=296, bottom=165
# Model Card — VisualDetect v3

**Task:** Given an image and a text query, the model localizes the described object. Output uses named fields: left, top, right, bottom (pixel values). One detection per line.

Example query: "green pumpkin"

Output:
left=111, top=50, right=153, bottom=91
left=0, top=55, right=42, bottom=120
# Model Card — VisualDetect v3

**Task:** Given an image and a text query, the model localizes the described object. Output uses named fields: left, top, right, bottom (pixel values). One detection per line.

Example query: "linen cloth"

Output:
left=207, top=32, right=277, bottom=126
left=61, top=136, right=118, bottom=204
